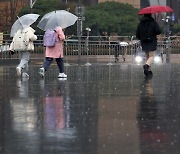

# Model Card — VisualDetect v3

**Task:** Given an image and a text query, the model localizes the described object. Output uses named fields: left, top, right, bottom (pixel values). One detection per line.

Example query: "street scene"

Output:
left=0, top=0, right=180, bottom=154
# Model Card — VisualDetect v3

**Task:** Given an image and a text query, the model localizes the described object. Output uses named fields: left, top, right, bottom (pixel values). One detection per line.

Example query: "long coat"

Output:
left=10, top=27, right=37, bottom=51
left=45, top=27, right=65, bottom=58
left=136, top=16, right=161, bottom=52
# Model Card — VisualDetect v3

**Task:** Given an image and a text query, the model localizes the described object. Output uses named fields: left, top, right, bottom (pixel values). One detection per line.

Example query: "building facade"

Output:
left=167, top=0, right=180, bottom=23
left=141, top=0, right=180, bottom=23
left=0, top=0, right=27, bottom=32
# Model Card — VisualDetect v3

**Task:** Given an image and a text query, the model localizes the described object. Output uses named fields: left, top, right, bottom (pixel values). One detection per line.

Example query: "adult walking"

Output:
left=136, top=13, right=161, bottom=76
left=9, top=27, right=37, bottom=78
left=39, top=26, right=67, bottom=78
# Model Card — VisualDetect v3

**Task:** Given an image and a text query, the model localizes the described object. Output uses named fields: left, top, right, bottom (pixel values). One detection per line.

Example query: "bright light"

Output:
left=135, top=56, right=142, bottom=63
left=86, top=27, right=91, bottom=31
left=154, top=56, right=161, bottom=63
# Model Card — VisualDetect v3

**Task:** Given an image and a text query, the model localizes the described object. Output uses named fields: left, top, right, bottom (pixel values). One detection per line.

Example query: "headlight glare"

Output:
left=135, top=56, right=142, bottom=63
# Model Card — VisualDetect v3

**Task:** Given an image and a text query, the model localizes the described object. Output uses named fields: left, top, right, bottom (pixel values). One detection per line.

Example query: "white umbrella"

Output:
left=37, top=10, right=78, bottom=31
left=120, top=42, right=128, bottom=46
left=10, top=13, right=40, bottom=37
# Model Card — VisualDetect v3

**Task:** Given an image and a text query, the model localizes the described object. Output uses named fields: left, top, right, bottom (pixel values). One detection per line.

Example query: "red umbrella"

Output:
left=138, top=5, right=173, bottom=15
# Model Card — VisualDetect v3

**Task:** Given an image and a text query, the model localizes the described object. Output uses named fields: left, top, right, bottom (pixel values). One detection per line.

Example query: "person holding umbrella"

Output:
left=9, top=14, right=39, bottom=78
left=136, top=5, right=173, bottom=77
left=10, top=26, right=37, bottom=78
left=39, top=26, right=67, bottom=78
left=37, top=10, right=78, bottom=78
left=136, top=13, right=161, bottom=76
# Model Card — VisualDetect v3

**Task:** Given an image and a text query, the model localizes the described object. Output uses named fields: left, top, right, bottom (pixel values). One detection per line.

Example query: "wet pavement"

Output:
left=0, top=62, right=180, bottom=154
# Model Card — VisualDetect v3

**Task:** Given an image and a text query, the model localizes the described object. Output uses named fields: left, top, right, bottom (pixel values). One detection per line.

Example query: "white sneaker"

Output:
left=58, top=78, right=67, bottom=81
left=22, top=72, right=29, bottom=78
left=16, top=67, right=22, bottom=77
left=39, top=68, right=45, bottom=77
left=58, top=73, right=67, bottom=78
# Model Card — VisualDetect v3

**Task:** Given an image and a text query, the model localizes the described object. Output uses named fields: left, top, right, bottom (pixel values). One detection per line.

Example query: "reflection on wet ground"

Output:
left=0, top=63, right=179, bottom=154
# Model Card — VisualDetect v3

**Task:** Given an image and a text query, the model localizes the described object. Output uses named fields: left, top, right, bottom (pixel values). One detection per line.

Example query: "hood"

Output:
left=140, top=16, right=154, bottom=23
left=55, top=26, right=63, bottom=34
left=23, top=27, right=35, bottom=33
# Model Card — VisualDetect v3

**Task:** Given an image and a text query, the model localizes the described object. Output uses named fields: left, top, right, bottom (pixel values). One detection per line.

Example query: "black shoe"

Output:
left=144, top=71, right=153, bottom=80
left=115, top=58, right=119, bottom=63
left=148, top=71, right=153, bottom=75
left=145, top=74, right=153, bottom=80
left=143, top=64, right=149, bottom=76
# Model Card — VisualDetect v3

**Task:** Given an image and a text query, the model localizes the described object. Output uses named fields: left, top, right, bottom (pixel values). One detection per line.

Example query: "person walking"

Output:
left=9, top=27, right=37, bottom=78
left=114, top=42, right=120, bottom=62
left=39, top=26, right=67, bottom=78
left=136, top=13, right=161, bottom=76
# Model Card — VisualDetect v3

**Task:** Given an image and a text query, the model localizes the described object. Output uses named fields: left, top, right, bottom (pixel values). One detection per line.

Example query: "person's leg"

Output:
left=143, top=51, right=154, bottom=76
left=114, top=45, right=119, bottom=62
left=56, top=58, right=67, bottom=78
left=39, top=57, right=53, bottom=77
left=16, top=51, right=30, bottom=77
left=43, top=57, right=53, bottom=71
left=18, top=51, right=30, bottom=70
left=146, top=51, right=154, bottom=67
left=56, top=58, right=64, bottom=73
left=122, top=47, right=127, bottom=62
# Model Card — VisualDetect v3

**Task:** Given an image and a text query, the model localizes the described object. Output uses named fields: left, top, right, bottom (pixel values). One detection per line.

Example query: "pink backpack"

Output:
left=43, top=29, right=56, bottom=47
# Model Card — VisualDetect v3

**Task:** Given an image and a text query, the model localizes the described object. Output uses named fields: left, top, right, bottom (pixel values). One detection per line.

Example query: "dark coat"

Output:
left=136, top=16, right=161, bottom=52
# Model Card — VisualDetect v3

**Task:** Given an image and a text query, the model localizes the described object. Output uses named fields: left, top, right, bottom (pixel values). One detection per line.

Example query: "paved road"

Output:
left=0, top=63, right=179, bottom=154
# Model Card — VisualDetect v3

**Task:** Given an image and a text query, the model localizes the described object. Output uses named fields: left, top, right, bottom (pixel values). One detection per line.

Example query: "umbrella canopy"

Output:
left=120, top=42, right=128, bottom=46
left=10, top=14, right=40, bottom=37
left=138, top=5, right=173, bottom=15
left=37, top=10, right=78, bottom=31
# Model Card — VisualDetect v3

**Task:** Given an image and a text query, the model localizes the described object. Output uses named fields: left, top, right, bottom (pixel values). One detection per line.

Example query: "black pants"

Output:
left=43, top=57, right=64, bottom=73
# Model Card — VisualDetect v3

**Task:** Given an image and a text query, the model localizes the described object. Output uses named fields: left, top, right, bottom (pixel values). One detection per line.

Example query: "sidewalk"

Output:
left=0, top=63, right=179, bottom=154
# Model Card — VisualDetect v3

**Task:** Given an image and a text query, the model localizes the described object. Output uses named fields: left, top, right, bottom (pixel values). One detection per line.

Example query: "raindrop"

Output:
left=114, top=151, right=118, bottom=154
left=157, top=139, right=160, bottom=143
left=88, top=138, right=92, bottom=142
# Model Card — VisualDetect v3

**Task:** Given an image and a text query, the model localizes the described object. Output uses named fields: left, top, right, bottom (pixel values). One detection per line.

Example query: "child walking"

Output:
left=9, top=27, right=37, bottom=78
left=39, top=27, right=67, bottom=78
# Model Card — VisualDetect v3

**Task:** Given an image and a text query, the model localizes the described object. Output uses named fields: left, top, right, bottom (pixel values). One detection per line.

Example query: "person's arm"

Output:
left=58, top=30, right=65, bottom=41
left=28, top=31, right=37, bottom=41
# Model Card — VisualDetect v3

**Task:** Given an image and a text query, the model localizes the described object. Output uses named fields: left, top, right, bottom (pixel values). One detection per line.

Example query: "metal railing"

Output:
left=0, top=34, right=180, bottom=64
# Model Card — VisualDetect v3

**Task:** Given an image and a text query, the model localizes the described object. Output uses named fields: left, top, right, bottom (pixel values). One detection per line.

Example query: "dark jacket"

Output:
left=136, top=16, right=161, bottom=52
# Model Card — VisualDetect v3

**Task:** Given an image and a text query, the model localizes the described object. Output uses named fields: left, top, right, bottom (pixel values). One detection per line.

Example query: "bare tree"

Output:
left=5, top=3, right=9, bottom=32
